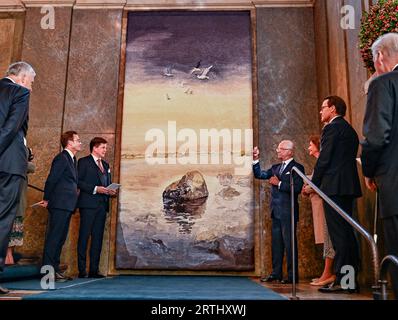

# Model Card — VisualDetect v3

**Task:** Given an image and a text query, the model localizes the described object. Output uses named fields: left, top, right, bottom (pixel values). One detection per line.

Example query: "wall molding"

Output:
left=125, top=0, right=314, bottom=9
left=21, top=0, right=75, bottom=7
left=1, top=0, right=314, bottom=12
left=0, top=0, right=25, bottom=11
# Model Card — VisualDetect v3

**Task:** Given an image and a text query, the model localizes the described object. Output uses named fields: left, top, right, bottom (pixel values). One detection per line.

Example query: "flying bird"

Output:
left=163, top=66, right=174, bottom=77
left=197, top=65, right=213, bottom=80
left=190, top=60, right=202, bottom=74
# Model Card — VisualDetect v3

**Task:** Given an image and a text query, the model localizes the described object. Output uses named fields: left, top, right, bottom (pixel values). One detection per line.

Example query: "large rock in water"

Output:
left=163, top=171, right=209, bottom=204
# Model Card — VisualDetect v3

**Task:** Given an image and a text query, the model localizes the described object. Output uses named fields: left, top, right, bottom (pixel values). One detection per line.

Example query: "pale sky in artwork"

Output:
left=122, top=11, right=253, bottom=154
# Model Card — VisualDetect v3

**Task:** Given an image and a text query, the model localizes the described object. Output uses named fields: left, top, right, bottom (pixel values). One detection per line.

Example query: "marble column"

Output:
left=256, top=7, right=322, bottom=279
left=18, top=3, right=74, bottom=261
left=62, top=7, right=123, bottom=275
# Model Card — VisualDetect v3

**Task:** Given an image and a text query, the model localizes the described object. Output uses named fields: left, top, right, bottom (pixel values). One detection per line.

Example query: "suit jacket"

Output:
left=312, top=116, right=362, bottom=198
left=361, top=67, right=398, bottom=218
left=253, top=159, right=304, bottom=221
left=43, top=150, right=78, bottom=212
left=0, top=78, right=30, bottom=176
left=77, top=155, right=111, bottom=211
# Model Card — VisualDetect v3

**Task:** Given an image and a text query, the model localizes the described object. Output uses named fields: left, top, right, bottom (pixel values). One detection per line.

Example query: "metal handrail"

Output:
left=379, top=255, right=398, bottom=300
left=289, top=166, right=380, bottom=299
left=28, top=184, right=44, bottom=193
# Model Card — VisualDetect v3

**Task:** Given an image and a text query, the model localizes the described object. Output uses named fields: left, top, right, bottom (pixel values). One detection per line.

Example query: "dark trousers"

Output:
left=382, top=215, right=398, bottom=299
left=0, top=173, right=24, bottom=272
left=42, top=208, right=73, bottom=273
left=323, top=196, right=359, bottom=284
left=271, top=217, right=298, bottom=280
left=77, top=206, right=107, bottom=274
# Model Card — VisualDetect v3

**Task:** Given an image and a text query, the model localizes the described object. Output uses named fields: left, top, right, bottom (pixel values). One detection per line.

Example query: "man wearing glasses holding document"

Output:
left=76, top=137, right=118, bottom=278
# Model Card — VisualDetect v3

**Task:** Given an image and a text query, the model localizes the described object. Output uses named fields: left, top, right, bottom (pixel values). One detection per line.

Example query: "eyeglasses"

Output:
left=73, top=139, right=82, bottom=144
left=276, top=147, right=292, bottom=151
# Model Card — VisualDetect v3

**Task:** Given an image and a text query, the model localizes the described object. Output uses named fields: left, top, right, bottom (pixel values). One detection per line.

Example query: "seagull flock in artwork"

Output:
left=162, top=61, right=214, bottom=100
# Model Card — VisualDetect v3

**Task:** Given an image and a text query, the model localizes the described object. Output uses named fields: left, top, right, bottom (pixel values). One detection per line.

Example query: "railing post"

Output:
left=290, top=166, right=383, bottom=300
left=290, top=172, right=299, bottom=300
left=378, top=255, right=398, bottom=300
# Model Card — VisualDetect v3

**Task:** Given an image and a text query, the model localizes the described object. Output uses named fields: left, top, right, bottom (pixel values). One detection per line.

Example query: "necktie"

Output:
left=97, top=159, right=104, bottom=173
left=279, top=162, right=285, bottom=175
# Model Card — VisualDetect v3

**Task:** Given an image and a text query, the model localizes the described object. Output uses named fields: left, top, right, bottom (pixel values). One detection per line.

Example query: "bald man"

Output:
left=253, top=140, right=304, bottom=284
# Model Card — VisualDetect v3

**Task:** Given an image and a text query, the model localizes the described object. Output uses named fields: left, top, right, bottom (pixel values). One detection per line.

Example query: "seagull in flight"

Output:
left=190, top=60, right=201, bottom=74
left=197, top=65, right=213, bottom=80
left=163, top=66, right=174, bottom=77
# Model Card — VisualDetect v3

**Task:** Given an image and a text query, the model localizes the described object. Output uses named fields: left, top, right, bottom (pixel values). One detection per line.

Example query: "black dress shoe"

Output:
left=281, top=279, right=294, bottom=284
left=0, top=286, right=9, bottom=294
left=260, top=274, right=281, bottom=283
left=88, top=273, right=106, bottom=278
left=78, top=272, right=87, bottom=278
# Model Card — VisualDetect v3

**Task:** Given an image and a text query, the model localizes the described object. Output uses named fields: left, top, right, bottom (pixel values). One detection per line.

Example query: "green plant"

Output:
left=359, top=0, right=398, bottom=73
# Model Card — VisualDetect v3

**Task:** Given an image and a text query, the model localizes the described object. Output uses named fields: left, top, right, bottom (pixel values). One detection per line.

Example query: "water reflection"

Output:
left=162, top=197, right=208, bottom=234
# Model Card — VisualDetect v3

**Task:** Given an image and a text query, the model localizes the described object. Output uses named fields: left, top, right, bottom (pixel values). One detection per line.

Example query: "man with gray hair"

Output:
left=0, top=61, right=35, bottom=294
left=361, top=32, right=398, bottom=299
left=253, top=140, right=304, bottom=284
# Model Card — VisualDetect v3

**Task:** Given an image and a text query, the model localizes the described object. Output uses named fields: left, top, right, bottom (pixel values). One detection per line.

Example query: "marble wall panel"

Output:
left=0, top=19, right=15, bottom=74
left=256, top=7, right=322, bottom=279
left=313, top=0, right=330, bottom=107
left=21, top=7, right=72, bottom=127
left=16, top=6, right=73, bottom=261
left=63, top=9, right=122, bottom=134
left=325, top=0, right=350, bottom=119
left=17, top=127, right=62, bottom=258
left=0, top=12, right=25, bottom=75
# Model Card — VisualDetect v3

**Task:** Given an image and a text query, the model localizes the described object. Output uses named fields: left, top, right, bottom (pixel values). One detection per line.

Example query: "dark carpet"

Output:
left=18, top=275, right=286, bottom=300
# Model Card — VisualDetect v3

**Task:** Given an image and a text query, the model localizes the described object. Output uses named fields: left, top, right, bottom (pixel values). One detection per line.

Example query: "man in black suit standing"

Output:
left=77, top=137, right=116, bottom=278
left=312, top=96, right=362, bottom=294
left=253, top=140, right=304, bottom=284
left=0, top=62, right=35, bottom=294
left=39, top=131, right=82, bottom=282
left=361, top=33, right=398, bottom=299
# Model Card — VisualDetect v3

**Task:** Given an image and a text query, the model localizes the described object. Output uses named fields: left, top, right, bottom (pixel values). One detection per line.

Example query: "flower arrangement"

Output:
left=359, top=0, right=398, bottom=73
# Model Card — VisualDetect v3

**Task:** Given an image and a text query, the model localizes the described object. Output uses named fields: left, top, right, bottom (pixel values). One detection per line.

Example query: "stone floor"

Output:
left=252, top=277, right=377, bottom=300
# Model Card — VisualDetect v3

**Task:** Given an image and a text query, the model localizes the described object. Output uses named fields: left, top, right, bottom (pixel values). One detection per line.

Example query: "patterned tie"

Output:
left=97, top=159, right=104, bottom=173
left=279, top=162, right=285, bottom=176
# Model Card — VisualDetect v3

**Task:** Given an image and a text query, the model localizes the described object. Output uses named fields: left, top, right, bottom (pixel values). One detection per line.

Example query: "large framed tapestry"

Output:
left=116, top=10, right=255, bottom=270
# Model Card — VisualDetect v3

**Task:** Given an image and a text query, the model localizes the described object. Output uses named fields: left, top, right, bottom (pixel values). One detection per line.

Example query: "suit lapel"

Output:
left=62, top=150, right=77, bottom=180
left=281, top=160, right=295, bottom=178
left=90, top=155, right=106, bottom=186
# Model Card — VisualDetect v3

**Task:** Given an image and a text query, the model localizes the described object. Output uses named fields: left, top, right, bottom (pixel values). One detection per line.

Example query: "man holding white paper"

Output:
left=76, top=137, right=117, bottom=278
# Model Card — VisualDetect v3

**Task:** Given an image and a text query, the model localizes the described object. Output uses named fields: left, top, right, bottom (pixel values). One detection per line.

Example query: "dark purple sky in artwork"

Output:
left=125, top=11, right=252, bottom=82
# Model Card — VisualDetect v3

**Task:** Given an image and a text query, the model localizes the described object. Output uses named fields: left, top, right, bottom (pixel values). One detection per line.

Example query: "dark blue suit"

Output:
left=42, top=150, right=78, bottom=272
left=0, top=78, right=30, bottom=272
left=77, top=155, right=111, bottom=275
left=313, top=116, right=361, bottom=285
left=253, top=159, right=304, bottom=281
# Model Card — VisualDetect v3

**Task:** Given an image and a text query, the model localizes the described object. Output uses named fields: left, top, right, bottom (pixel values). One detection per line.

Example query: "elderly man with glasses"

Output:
left=253, top=140, right=304, bottom=284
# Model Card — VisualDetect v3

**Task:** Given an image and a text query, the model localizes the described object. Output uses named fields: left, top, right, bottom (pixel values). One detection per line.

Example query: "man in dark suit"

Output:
left=38, top=131, right=82, bottom=282
left=312, top=96, right=362, bottom=294
left=253, top=140, right=304, bottom=284
left=77, top=137, right=116, bottom=278
left=0, top=62, right=35, bottom=294
left=361, top=33, right=398, bottom=299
